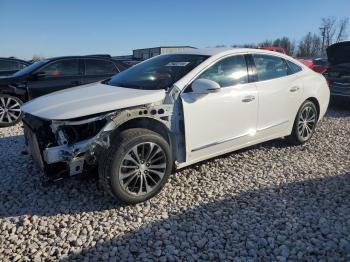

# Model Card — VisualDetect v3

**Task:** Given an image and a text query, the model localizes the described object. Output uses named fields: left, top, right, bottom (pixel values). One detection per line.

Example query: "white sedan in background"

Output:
left=22, top=48, right=330, bottom=204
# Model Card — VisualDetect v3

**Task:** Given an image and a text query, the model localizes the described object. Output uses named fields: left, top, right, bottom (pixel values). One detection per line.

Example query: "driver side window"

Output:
left=197, top=55, right=248, bottom=87
left=41, top=59, right=80, bottom=77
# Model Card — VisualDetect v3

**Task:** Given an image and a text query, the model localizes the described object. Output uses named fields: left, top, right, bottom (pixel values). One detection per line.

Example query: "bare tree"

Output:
left=32, top=54, right=45, bottom=61
left=258, top=40, right=274, bottom=47
left=336, top=17, right=349, bottom=42
left=322, top=17, right=337, bottom=47
left=297, top=32, right=321, bottom=58
left=272, top=37, right=296, bottom=56
left=321, top=17, right=349, bottom=46
left=231, top=43, right=257, bottom=48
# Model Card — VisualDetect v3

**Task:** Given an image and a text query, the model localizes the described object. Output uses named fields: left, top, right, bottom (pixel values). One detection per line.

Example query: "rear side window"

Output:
left=85, top=59, right=118, bottom=75
left=41, top=59, right=80, bottom=76
left=197, top=55, right=248, bottom=87
left=286, top=60, right=303, bottom=74
left=253, top=54, right=289, bottom=81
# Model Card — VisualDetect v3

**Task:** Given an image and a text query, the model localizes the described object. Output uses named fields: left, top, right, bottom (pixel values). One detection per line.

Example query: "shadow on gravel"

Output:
left=0, top=134, right=24, bottom=144
left=63, top=173, right=350, bottom=261
left=0, top=137, right=291, bottom=218
left=0, top=174, right=122, bottom=217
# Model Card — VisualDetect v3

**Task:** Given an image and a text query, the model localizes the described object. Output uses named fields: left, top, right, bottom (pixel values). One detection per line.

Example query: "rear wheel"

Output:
left=0, top=94, right=23, bottom=127
left=288, top=100, right=318, bottom=145
left=99, top=128, right=173, bottom=204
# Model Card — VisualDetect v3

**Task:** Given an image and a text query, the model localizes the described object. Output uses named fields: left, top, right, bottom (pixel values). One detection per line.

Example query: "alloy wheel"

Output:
left=297, top=105, right=317, bottom=140
left=119, top=142, right=167, bottom=196
left=0, top=96, right=22, bottom=125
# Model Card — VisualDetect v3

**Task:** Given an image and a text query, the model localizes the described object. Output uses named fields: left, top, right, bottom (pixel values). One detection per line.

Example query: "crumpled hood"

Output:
left=327, top=41, right=350, bottom=65
left=21, top=82, right=166, bottom=120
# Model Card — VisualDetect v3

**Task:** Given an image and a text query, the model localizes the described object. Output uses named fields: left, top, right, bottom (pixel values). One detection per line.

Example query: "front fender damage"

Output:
left=44, top=102, right=174, bottom=177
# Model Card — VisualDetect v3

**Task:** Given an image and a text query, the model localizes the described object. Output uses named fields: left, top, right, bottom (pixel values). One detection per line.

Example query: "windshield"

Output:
left=107, top=54, right=209, bottom=90
left=12, top=60, right=48, bottom=77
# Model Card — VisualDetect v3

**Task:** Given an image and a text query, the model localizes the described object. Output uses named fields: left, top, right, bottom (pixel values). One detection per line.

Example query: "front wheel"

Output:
left=287, top=100, right=318, bottom=145
left=0, top=94, right=24, bottom=128
left=99, top=128, right=173, bottom=204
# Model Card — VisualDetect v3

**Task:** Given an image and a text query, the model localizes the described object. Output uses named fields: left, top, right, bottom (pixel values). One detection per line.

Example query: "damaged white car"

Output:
left=22, top=48, right=330, bottom=204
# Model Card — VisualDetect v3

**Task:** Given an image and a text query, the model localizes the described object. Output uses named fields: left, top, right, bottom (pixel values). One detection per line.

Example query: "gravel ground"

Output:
left=1, top=107, right=350, bottom=261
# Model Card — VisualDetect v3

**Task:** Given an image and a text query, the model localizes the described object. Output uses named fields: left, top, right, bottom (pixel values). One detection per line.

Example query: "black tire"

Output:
left=99, top=128, right=173, bottom=204
left=0, top=94, right=24, bottom=128
left=287, top=100, right=318, bottom=145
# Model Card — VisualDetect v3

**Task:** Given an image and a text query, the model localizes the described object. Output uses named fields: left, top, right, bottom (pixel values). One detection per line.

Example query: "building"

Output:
left=112, top=55, right=134, bottom=61
left=132, top=46, right=196, bottom=60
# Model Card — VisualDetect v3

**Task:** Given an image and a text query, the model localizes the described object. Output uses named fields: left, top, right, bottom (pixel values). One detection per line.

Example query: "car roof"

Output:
left=0, top=57, right=30, bottom=64
left=44, top=55, right=113, bottom=61
left=170, top=47, right=292, bottom=58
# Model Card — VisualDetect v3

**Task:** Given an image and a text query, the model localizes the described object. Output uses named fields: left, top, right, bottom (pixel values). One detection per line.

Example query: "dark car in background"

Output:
left=323, top=41, right=350, bottom=104
left=0, top=55, right=129, bottom=127
left=0, top=57, right=30, bottom=76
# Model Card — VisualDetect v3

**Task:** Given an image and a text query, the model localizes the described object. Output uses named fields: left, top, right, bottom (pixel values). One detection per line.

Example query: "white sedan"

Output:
left=22, top=48, right=330, bottom=204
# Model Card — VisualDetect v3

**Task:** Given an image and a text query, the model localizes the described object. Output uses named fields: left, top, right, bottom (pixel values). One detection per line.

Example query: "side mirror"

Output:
left=32, top=71, right=46, bottom=80
left=191, top=79, right=221, bottom=94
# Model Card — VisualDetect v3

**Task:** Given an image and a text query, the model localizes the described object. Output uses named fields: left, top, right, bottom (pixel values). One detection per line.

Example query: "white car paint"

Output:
left=181, top=81, right=258, bottom=160
left=175, top=49, right=329, bottom=167
left=21, top=82, right=166, bottom=120
left=22, top=48, right=330, bottom=170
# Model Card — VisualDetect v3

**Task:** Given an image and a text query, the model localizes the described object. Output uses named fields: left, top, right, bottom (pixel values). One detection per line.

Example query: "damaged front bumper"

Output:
left=23, top=101, right=174, bottom=178
left=23, top=113, right=116, bottom=177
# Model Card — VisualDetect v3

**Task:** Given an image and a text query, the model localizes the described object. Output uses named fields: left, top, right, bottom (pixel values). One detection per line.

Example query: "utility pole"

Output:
left=319, top=27, right=326, bottom=57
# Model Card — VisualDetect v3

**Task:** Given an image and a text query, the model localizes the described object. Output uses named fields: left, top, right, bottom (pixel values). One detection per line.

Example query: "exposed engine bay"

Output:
left=22, top=94, right=182, bottom=180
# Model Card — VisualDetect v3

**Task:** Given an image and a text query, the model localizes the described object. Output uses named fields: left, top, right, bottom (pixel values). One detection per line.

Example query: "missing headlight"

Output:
left=60, top=119, right=107, bottom=145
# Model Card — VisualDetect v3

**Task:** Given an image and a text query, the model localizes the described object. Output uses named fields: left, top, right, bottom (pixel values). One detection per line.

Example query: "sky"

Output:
left=0, top=0, right=349, bottom=59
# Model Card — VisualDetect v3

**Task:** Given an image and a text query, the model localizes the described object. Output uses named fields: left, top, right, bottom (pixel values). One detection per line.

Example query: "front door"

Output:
left=27, top=59, right=83, bottom=99
left=180, top=54, right=258, bottom=162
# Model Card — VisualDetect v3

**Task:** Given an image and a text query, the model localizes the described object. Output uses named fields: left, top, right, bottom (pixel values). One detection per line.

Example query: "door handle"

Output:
left=242, top=95, right=255, bottom=103
left=290, top=86, right=300, bottom=92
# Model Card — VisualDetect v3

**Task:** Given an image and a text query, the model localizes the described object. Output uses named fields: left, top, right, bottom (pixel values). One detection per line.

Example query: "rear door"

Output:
left=251, top=54, right=303, bottom=137
left=82, top=58, right=119, bottom=85
left=27, top=58, right=83, bottom=99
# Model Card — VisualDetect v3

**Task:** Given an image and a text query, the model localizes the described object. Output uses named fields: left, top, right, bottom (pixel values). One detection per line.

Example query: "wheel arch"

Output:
left=305, top=97, right=320, bottom=120
left=112, top=117, right=176, bottom=160
left=0, top=89, right=27, bottom=102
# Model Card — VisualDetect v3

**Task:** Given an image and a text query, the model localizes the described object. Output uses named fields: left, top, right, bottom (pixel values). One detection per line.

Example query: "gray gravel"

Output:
left=1, top=107, right=350, bottom=261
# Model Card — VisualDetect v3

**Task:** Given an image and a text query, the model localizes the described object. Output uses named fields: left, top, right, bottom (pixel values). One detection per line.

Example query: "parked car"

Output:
left=323, top=41, right=350, bottom=102
left=0, top=55, right=129, bottom=127
left=298, top=58, right=328, bottom=74
left=312, top=58, right=328, bottom=73
left=258, top=46, right=287, bottom=54
left=298, top=59, right=314, bottom=69
left=0, top=57, right=30, bottom=76
left=22, top=48, right=329, bottom=204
